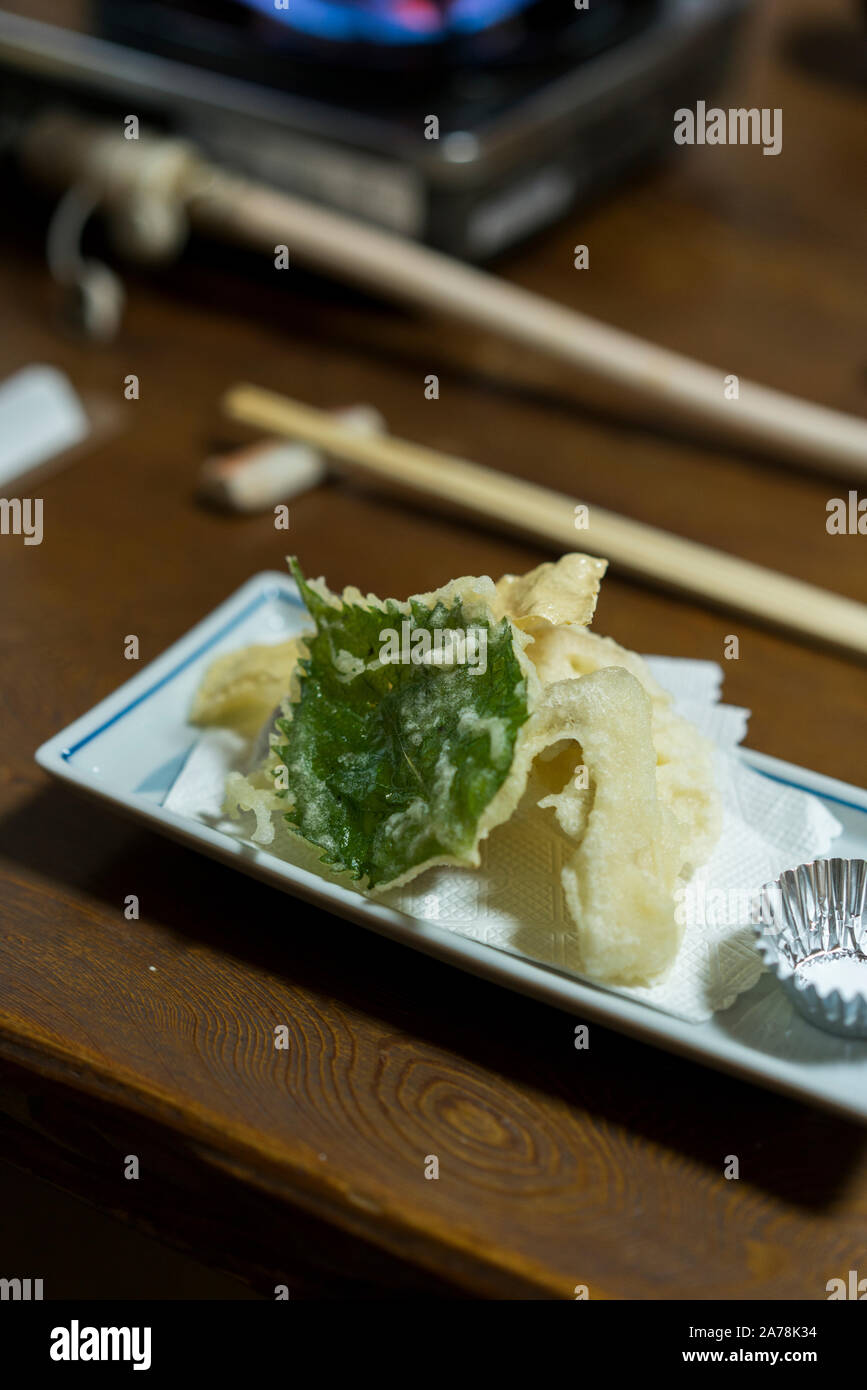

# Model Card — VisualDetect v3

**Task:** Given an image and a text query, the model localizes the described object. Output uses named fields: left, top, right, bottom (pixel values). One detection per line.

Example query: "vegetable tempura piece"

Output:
left=492, top=553, right=721, bottom=881
left=227, top=559, right=539, bottom=889
left=517, top=624, right=721, bottom=878
left=492, top=553, right=608, bottom=633
left=191, top=638, right=305, bottom=738
left=524, top=668, right=685, bottom=985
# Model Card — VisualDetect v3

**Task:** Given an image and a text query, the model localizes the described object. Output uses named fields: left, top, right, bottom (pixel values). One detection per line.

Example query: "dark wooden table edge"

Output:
left=0, top=1023, right=573, bottom=1300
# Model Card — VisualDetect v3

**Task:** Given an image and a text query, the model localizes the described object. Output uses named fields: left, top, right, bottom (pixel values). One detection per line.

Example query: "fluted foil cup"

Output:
left=752, top=859, right=867, bottom=1039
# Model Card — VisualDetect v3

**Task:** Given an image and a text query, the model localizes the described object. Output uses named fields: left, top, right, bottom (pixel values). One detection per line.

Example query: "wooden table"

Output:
left=1, top=0, right=866, bottom=1299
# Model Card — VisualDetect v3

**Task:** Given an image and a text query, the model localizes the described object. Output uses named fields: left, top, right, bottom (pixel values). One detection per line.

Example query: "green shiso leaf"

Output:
left=272, top=558, right=530, bottom=889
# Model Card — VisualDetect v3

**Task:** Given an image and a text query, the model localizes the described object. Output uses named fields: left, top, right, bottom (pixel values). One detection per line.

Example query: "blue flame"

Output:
left=240, top=0, right=534, bottom=45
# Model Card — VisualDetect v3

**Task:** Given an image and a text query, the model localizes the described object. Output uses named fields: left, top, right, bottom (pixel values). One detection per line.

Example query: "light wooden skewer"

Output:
left=223, top=384, right=867, bottom=661
left=198, top=174, right=867, bottom=477
left=20, top=114, right=867, bottom=473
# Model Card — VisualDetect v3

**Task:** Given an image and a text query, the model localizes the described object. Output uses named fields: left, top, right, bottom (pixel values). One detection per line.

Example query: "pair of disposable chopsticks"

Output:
left=223, top=385, right=867, bottom=661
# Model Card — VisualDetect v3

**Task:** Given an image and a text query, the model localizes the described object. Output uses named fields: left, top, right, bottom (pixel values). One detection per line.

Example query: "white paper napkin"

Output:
left=164, top=660, right=842, bottom=1023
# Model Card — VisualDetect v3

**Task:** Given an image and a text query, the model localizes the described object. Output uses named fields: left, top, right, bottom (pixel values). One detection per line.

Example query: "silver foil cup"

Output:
left=752, top=859, right=867, bottom=1038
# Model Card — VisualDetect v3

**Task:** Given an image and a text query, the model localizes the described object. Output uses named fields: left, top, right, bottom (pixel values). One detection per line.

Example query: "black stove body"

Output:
left=0, top=0, right=751, bottom=258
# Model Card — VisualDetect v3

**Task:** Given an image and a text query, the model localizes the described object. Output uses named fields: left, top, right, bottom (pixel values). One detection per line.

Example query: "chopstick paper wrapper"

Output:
left=164, top=657, right=841, bottom=1025
left=199, top=405, right=384, bottom=512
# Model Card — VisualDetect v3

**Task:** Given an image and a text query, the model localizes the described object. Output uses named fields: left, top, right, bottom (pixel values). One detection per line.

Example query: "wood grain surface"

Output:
left=1, top=0, right=866, bottom=1298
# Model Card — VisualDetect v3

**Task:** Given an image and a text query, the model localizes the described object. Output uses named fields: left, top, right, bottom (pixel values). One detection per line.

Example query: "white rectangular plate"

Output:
left=35, top=572, right=867, bottom=1122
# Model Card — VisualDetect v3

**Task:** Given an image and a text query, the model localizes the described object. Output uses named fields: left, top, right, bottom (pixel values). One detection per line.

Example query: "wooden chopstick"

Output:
left=20, top=113, right=867, bottom=472
left=223, top=384, right=867, bottom=661
left=194, top=173, right=867, bottom=476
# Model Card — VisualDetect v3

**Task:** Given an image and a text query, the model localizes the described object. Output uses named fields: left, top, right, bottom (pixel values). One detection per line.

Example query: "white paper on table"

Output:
left=0, top=366, right=89, bottom=487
